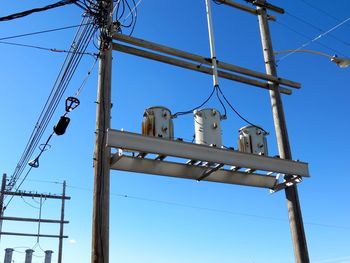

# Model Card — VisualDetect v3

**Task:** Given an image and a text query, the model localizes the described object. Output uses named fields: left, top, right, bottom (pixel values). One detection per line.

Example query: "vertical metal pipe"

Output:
left=58, top=181, right=66, bottom=263
left=45, top=250, right=54, bottom=263
left=25, top=249, right=34, bottom=263
left=4, top=248, right=14, bottom=263
left=257, top=4, right=310, bottom=263
left=205, top=0, right=220, bottom=87
left=92, top=1, right=113, bottom=262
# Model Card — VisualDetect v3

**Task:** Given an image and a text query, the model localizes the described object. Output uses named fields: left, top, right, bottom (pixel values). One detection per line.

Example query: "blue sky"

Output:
left=0, top=0, right=350, bottom=263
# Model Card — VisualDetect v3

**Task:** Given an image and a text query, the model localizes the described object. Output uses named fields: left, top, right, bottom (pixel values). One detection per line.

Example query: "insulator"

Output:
left=53, top=116, right=70, bottom=136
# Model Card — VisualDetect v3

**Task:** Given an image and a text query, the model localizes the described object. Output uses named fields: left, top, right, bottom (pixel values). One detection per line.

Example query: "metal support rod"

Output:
left=92, top=0, right=113, bottom=262
left=58, top=181, right=66, bottom=263
left=205, top=0, right=220, bottom=87
left=257, top=4, right=309, bottom=263
left=0, top=174, right=6, bottom=242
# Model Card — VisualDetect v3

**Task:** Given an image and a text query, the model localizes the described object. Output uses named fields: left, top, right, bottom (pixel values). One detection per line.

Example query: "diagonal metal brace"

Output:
left=197, top=164, right=224, bottom=181
left=270, top=175, right=302, bottom=193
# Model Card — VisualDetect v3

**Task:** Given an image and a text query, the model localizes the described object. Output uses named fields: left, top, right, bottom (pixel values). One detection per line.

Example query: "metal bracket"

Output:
left=270, top=175, right=303, bottom=193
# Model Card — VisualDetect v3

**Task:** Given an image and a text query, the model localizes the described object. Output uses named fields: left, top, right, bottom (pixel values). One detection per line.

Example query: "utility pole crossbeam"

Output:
left=91, top=0, right=113, bottom=263
left=257, top=3, right=310, bottom=263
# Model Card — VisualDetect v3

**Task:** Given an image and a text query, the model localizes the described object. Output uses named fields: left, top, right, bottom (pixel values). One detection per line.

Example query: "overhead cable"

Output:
left=0, top=0, right=79, bottom=22
left=278, top=16, right=350, bottom=62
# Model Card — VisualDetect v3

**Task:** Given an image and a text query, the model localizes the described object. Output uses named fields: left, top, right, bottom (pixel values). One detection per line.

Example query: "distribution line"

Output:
left=278, top=16, right=350, bottom=62
left=0, top=23, right=92, bottom=41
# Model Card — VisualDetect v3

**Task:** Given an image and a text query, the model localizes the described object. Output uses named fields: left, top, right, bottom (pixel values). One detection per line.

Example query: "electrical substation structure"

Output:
left=93, top=0, right=310, bottom=263
left=0, top=174, right=70, bottom=263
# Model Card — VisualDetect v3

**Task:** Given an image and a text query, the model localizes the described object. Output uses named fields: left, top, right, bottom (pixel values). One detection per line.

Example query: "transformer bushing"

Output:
left=194, top=108, right=222, bottom=147
left=142, top=106, right=174, bottom=139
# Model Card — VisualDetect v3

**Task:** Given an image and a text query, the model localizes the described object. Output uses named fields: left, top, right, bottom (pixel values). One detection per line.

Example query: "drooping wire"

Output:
left=217, top=86, right=266, bottom=132
left=114, top=0, right=140, bottom=35
left=173, top=86, right=216, bottom=117
left=0, top=0, right=79, bottom=22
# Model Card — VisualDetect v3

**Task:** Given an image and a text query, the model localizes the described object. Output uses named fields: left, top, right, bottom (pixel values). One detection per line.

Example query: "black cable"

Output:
left=215, top=85, right=227, bottom=118
left=0, top=23, right=92, bottom=41
left=217, top=86, right=266, bottom=132
left=8, top=17, right=97, bottom=190
left=173, top=86, right=216, bottom=117
left=0, top=0, right=78, bottom=22
left=0, top=40, right=96, bottom=56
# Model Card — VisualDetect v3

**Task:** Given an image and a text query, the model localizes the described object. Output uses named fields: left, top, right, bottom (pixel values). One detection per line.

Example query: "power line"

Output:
left=62, top=183, right=350, bottom=230
left=286, top=11, right=350, bottom=48
left=299, top=0, right=350, bottom=29
left=277, top=16, right=350, bottom=62
left=0, top=23, right=92, bottom=41
left=7, top=16, right=98, bottom=192
left=275, top=21, right=345, bottom=57
left=0, top=0, right=79, bottom=22
left=0, top=40, right=96, bottom=56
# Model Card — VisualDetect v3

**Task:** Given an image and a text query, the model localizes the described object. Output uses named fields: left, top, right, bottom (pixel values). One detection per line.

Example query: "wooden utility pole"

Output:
left=257, top=3, right=310, bottom=263
left=91, top=0, right=113, bottom=262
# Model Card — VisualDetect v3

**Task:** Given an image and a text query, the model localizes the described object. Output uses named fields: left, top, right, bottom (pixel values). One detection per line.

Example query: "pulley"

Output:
left=65, top=96, right=80, bottom=112
left=53, top=116, right=70, bottom=135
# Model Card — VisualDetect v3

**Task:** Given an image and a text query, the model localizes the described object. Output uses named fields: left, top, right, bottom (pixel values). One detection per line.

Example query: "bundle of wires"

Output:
left=7, top=15, right=98, bottom=192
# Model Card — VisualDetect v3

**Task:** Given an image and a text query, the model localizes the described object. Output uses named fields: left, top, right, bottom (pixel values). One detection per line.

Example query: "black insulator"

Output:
left=54, top=116, right=70, bottom=135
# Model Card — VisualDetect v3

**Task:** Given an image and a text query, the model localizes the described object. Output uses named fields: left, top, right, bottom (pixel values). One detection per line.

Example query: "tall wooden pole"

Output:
left=58, top=181, right=66, bottom=263
left=91, top=0, right=113, bottom=262
left=257, top=4, right=310, bottom=263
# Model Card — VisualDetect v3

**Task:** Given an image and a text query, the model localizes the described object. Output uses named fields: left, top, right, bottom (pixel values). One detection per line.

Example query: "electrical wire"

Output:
left=275, top=20, right=344, bottom=56
left=217, top=86, right=265, bottom=132
left=286, top=11, right=350, bottom=48
left=298, top=0, right=350, bottom=29
left=0, top=40, right=96, bottom=56
left=277, top=16, right=350, bottom=62
left=0, top=0, right=79, bottom=22
left=173, top=86, right=216, bottom=117
left=7, top=16, right=98, bottom=192
left=0, top=23, right=92, bottom=41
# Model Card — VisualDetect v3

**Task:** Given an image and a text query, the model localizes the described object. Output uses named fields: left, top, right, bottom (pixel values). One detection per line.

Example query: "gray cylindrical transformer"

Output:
left=142, top=106, right=174, bottom=139
left=44, top=250, right=54, bottom=263
left=4, top=248, right=14, bottom=263
left=238, top=125, right=268, bottom=155
left=194, top=108, right=222, bottom=147
left=25, top=249, right=34, bottom=263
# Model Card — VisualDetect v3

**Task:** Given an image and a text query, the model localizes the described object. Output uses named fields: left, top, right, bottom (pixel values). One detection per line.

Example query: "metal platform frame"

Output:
left=107, top=129, right=309, bottom=190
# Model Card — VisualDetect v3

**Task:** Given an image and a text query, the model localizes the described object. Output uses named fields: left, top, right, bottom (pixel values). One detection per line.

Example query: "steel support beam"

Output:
left=107, top=130, right=309, bottom=177
left=111, top=155, right=277, bottom=188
